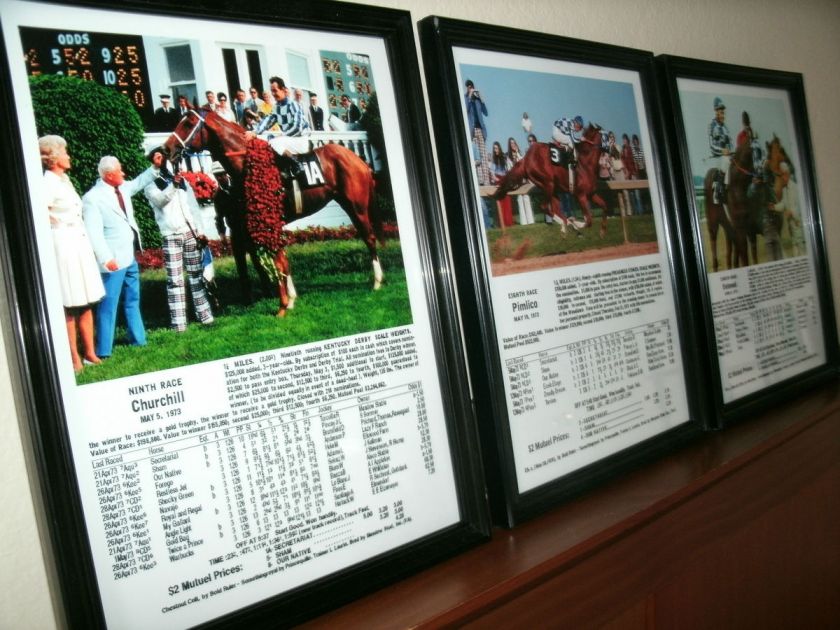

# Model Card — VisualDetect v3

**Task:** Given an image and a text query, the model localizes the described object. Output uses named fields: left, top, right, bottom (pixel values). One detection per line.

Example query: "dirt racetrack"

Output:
left=491, top=241, right=659, bottom=277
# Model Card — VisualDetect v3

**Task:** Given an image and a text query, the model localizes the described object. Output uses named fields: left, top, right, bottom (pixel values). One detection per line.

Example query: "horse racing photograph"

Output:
left=455, top=53, right=661, bottom=277
left=11, top=12, right=414, bottom=385
left=676, top=78, right=807, bottom=275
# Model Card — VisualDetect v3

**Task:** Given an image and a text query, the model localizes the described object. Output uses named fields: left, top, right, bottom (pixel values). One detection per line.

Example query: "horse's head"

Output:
left=162, top=109, right=208, bottom=164
left=734, top=136, right=754, bottom=169
left=582, top=123, right=602, bottom=141
left=766, top=134, right=787, bottom=165
left=577, top=123, right=603, bottom=160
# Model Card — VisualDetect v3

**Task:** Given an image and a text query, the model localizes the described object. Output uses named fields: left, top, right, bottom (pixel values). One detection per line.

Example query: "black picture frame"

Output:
left=0, top=1, right=490, bottom=627
left=656, top=54, right=839, bottom=428
left=419, top=17, right=706, bottom=527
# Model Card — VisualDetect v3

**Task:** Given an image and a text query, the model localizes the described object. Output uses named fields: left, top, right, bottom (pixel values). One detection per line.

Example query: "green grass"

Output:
left=75, top=240, right=409, bottom=385
left=485, top=213, right=657, bottom=262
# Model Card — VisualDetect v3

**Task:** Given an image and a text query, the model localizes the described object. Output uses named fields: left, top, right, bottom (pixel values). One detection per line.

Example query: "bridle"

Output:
left=168, top=109, right=205, bottom=154
left=167, top=109, right=247, bottom=160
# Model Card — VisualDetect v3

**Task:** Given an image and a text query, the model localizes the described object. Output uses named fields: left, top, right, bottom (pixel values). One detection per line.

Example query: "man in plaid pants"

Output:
left=144, top=149, right=214, bottom=332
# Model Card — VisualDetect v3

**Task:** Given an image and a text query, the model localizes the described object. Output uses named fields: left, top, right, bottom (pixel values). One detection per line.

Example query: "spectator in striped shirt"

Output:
left=631, top=134, right=647, bottom=213
left=631, top=134, right=646, bottom=180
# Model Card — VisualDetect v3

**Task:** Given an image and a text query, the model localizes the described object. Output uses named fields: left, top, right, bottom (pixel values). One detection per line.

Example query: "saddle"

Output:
left=274, top=151, right=326, bottom=217
left=274, top=151, right=326, bottom=190
left=548, top=142, right=574, bottom=168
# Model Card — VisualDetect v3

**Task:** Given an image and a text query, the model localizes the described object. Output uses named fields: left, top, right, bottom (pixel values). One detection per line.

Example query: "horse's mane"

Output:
left=203, top=109, right=247, bottom=138
left=576, top=124, right=603, bottom=159
left=734, top=136, right=753, bottom=163
left=582, top=123, right=601, bottom=140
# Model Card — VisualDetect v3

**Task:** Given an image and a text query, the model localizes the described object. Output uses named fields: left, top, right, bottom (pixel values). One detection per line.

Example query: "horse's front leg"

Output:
left=580, top=192, right=607, bottom=237
left=549, top=194, right=568, bottom=236
left=593, top=193, right=608, bottom=239
left=372, top=258, right=383, bottom=291
left=286, top=273, right=297, bottom=310
left=734, top=229, right=749, bottom=268
left=345, top=207, right=384, bottom=290
left=708, top=223, right=720, bottom=272
left=722, top=216, right=736, bottom=270
left=362, top=230, right=383, bottom=290
left=274, top=248, right=291, bottom=317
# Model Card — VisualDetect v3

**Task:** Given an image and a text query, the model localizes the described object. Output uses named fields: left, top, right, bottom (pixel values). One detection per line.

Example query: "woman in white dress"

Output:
left=39, top=135, right=106, bottom=372
left=215, top=93, right=236, bottom=123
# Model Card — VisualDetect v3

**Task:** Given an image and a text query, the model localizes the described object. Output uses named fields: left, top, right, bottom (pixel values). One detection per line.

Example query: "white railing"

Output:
left=143, top=129, right=378, bottom=175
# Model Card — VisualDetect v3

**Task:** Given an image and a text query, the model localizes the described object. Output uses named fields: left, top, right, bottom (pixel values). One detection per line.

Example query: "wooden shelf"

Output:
left=300, top=383, right=840, bottom=628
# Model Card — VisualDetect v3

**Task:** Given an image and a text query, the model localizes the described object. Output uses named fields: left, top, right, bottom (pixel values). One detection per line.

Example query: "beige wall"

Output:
left=1, top=0, right=837, bottom=627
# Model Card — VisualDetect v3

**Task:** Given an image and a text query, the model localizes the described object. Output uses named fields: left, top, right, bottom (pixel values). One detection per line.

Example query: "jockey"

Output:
left=551, top=115, right=586, bottom=191
left=552, top=115, right=585, bottom=153
left=708, top=97, right=732, bottom=204
left=252, top=76, right=311, bottom=177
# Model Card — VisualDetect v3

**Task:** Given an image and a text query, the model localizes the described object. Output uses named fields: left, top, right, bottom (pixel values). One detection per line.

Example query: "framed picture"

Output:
left=419, top=17, right=705, bottom=526
left=0, top=1, right=491, bottom=627
left=657, top=55, right=839, bottom=426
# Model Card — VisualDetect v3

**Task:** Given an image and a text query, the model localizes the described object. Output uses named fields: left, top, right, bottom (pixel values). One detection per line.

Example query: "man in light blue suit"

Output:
left=82, top=156, right=157, bottom=358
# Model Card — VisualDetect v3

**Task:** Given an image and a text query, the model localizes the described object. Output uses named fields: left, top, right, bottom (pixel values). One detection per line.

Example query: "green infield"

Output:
left=75, top=240, right=409, bottom=385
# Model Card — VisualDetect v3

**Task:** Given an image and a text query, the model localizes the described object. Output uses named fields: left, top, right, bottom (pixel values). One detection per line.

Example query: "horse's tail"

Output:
left=494, top=159, right=528, bottom=199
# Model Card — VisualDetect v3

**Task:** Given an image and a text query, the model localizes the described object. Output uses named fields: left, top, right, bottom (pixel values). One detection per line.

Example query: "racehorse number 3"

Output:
left=494, top=124, right=608, bottom=237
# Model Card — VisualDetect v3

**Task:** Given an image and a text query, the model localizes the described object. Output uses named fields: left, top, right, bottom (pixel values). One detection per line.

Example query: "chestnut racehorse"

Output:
left=703, top=167, right=736, bottom=271
left=717, top=138, right=765, bottom=268
left=493, top=124, right=609, bottom=237
left=702, top=131, right=786, bottom=270
left=163, top=110, right=382, bottom=316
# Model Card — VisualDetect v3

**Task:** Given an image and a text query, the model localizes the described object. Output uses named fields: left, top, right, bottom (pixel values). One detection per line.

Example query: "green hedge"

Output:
left=29, top=75, right=161, bottom=247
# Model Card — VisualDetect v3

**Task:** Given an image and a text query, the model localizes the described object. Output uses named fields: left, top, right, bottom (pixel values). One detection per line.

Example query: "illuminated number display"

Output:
left=320, top=50, right=375, bottom=120
left=20, top=27, right=153, bottom=127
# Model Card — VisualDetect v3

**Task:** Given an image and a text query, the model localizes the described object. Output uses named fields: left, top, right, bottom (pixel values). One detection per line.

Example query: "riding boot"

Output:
left=285, top=154, right=303, bottom=179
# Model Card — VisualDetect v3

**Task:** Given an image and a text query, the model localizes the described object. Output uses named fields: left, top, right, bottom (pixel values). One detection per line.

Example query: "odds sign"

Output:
left=21, top=27, right=154, bottom=128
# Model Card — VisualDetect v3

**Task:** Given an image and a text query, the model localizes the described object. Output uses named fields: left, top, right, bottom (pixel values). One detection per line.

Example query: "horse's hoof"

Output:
left=373, top=281, right=382, bottom=291
left=276, top=309, right=287, bottom=318
left=287, top=299, right=295, bottom=310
